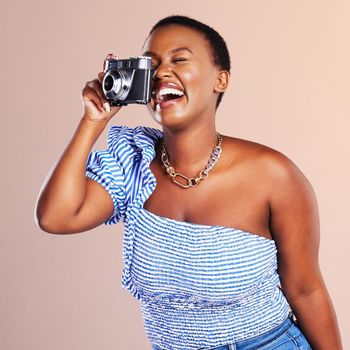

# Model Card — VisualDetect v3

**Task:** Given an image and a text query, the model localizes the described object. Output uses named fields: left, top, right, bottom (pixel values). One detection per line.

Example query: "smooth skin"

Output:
left=35, top=25, right=342, bottom=349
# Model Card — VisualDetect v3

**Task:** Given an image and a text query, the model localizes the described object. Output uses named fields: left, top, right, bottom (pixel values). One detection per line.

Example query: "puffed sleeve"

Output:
left=85, top=142, right=127, bottom=225
left=85, top=125, right=160, bottom=226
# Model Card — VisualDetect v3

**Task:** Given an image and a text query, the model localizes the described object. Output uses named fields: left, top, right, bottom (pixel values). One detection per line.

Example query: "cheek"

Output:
left=182, top=67, right=215, bottom=101
left=181, top=67, right=201, bottom=86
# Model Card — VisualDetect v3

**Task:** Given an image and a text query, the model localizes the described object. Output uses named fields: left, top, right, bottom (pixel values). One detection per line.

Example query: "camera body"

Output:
left=102, top=56, right=153, bottom=106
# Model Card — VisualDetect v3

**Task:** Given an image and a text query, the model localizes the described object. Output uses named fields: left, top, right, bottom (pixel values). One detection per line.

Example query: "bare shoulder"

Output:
left=223, top=135, right=311, bottom=185
left=222, top=134, right=319, bottom=244
left=221, top=135, right=318, bottom=210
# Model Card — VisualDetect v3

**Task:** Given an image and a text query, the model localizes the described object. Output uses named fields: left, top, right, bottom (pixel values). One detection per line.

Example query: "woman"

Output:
left=35, top=15, right=342, bottom=350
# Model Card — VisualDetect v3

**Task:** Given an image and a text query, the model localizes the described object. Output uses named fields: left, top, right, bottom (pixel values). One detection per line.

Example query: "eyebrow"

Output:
left=143, top=47, right=194, bottom=57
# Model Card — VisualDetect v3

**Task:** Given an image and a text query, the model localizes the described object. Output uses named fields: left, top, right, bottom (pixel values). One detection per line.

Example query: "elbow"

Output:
left=35, top=198, right=73, bottom=234
left=35, top=207, right=72, bottom=234
left=281, top=276, right=326, bottom=306
left=35, top=214, right=65, bottom=234
left=35, top=211, right=88, bottom=235
left=34, top=202, right=56, bottom=234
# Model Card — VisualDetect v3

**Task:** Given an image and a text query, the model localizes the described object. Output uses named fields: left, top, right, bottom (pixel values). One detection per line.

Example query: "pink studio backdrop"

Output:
left=1, top=0, right=349, bottom=349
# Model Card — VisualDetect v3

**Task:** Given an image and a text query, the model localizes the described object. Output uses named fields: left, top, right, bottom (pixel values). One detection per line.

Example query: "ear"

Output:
left=214, top=70, right=230, bottom=93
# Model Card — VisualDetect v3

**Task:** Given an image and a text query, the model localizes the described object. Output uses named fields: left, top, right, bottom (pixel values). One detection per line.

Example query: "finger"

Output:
left=86, top=79, right=108, bottom=107
left=105, top=53, right=119, bottom=59
left=81, top=99, right=101, bottom=113
left=90, top=78, right=111, bottom=112
left=98, top=71, right=104, bottom=83
left=82, top=85, right=104, bottom=111
left=103, top=53, right=119, bottom=71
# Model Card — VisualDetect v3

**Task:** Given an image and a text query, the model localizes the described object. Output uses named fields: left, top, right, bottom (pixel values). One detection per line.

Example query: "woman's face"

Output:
left=143, top=24, right=226, bottom=128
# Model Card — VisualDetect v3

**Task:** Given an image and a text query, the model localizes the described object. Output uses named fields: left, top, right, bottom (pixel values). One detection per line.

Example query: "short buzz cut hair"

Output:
left=148, top=15, right=231, bottom=109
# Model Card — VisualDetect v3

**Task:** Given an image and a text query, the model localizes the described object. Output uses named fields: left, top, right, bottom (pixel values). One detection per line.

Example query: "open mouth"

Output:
left=153, top=87, right=185, bottom=107
left=161, top=94, right=183, bottom=103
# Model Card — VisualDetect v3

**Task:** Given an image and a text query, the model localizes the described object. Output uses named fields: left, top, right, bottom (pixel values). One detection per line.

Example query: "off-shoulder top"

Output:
left=85, top=125, right=291, bottom=350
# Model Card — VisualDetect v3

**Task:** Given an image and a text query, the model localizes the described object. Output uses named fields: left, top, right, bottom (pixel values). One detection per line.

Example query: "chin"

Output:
left=147, top=104, right=163, bottom=125
left=147, top=101, right=197, bottom=131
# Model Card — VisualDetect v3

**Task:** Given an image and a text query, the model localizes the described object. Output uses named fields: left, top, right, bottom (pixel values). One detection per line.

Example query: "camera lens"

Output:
left=104, top=75, right=114, bottom=92
left=102, top=70, right=130, bottom=101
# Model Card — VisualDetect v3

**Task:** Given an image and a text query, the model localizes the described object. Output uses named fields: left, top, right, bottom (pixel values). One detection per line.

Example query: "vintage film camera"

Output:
left=102, top=56, right=153, bottom=106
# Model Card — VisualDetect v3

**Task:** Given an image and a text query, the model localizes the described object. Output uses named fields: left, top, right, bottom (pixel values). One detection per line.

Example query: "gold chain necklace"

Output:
left=160, top=132, right=223, bottom=189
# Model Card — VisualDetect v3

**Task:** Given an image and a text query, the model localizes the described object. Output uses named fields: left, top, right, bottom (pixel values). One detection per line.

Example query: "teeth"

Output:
left=159, top=88, right=184, bottom=96
left=156, top=87, right=184, bottom=101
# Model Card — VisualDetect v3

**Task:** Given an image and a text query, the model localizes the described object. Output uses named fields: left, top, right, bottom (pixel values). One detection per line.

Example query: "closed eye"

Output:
left=173, top=57, right=187, bottom=63
left=150, top=57, right=188, bottom=70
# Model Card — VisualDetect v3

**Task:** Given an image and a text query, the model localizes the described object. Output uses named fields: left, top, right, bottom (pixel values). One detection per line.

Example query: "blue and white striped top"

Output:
left=85, top=125, right=291, bottom=350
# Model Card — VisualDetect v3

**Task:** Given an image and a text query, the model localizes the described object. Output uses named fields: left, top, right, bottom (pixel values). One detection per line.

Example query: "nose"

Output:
left=153, top=62, right=172, bottom=80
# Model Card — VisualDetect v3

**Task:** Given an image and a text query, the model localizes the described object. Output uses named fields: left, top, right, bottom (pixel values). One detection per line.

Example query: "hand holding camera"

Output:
left=81, top=54, right=122, bottom=122
left=81, top=54, right=153, bottom=123
left=102, top=56, right=153, bottom=106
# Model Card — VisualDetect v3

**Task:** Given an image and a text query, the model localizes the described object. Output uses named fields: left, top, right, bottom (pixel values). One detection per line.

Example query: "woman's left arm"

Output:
left=267, top=152, right=343, bottom=350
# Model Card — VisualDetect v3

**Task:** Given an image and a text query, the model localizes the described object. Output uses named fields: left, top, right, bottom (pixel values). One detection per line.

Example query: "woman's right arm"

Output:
left=35, top=56, right=122, bottom=234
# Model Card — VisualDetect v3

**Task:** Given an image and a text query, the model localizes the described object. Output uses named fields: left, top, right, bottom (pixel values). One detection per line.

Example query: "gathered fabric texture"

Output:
left=85, top=125, right=291, bottom=350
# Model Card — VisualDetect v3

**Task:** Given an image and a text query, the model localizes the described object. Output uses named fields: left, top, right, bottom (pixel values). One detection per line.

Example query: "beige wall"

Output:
left=1, top=0, right=349, bottom=348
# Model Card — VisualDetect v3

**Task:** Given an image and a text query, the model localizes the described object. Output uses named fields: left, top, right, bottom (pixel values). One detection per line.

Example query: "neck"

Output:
left=159, top=120, right=221, bottom=175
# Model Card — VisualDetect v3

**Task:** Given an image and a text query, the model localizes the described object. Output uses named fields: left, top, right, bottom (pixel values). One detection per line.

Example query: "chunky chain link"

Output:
left=160, top=132, right=223, bottom=188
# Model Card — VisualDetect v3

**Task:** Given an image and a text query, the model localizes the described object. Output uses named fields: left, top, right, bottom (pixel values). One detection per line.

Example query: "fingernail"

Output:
left=103, top=102, right=111, bottom=112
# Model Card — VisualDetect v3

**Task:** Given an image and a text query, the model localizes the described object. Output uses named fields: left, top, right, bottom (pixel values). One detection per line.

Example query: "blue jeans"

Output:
left=151, top=315, right=312, bottom=350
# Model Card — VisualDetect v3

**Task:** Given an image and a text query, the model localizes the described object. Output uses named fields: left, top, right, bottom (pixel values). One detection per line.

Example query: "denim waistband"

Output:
left=205, top=314, right=295, bottom=350
left=151, top=314, right=296, bottom=350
